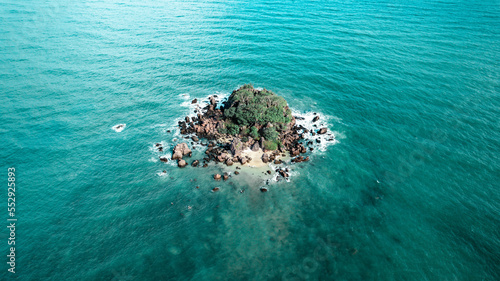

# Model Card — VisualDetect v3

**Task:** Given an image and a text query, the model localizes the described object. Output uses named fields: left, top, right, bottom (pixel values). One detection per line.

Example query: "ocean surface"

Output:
left=1, top=0, right=499, bottom=280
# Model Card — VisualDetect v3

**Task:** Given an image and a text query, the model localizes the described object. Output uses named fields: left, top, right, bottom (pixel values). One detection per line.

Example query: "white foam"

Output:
left=291, top=109, right=340, bottom=152
left=112, top=124, right=126, bottom=132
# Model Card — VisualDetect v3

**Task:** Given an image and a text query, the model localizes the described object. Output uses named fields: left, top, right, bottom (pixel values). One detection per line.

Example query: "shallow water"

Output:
left=1, top=0, right=499, bottom=280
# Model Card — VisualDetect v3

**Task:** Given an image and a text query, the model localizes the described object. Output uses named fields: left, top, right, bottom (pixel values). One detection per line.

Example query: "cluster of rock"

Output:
left=171, top=143, right=192, bottom=167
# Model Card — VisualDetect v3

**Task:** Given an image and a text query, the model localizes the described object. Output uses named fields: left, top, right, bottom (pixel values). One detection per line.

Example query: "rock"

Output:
left=300, top=145, right=307, bottom=154
left=159, top=156, right=169, bottom=162
left=158, top=147, right=163, bottom=152
left=209, top=96, right=217, bottom=105
left=185, top=116, right=190, bottom=123
left=234, top=171, right=240, bottom=175
left=226, top=159, right=233, bottom=166
left=177, top=159, right=187, bottom=168
left=155, top=143, right=162, bottom=147
left=191, top=160, right=199, bottom=167
left=251, top=141, right=260, bottom=152
left=260, top=187, right=268, bottom=192
left=214, top=174, right=221, bottom=180
left=192, top=136, right=199, bottom=142
left=313, top=116, right=320, bottom=122
left=239, top=156, right=248, bottom=165
left=172, top=143, right=192, bottom=160
left=192, top=98, right=197, bottom=104
left=223, top=173, right=229, bottom=181
left=279, top=170, right=289, bottom=178
left=316, top=139, right=321, bottom=143
left=211, top=187, right=220, bottom=192
left=202, top=164, right=208, bottom=168
left=267, top=170, right=272, bottom=175
left=274, top=160, right=282, bottom=165
left=262, top=153, right=270, bottom=163
left=318, top=128, right=328, bottom=134
left=230, top=138, right=243, bottom=157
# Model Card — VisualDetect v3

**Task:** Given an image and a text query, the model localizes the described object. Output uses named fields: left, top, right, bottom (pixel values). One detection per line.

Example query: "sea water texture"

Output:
left=1, top=0, right=499, bottom=280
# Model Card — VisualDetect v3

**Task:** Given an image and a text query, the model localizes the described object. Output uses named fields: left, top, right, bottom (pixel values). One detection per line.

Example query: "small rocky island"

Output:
left=164, top=84, right=330, bottom=174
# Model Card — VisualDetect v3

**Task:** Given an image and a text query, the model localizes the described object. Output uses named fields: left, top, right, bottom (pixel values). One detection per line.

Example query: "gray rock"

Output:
left=177, top=159, right=187, bottom=168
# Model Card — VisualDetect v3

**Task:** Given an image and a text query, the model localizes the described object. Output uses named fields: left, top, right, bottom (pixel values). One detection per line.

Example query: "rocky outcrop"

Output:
left=251, top=141, right=260, bottom=152
left=170, top=85, right=323, bottom=171
left=177, top=159, right=187, bottom=167
left=230, top=138, right=243, bottom=157
left=172, top=143, right=192, bottom=160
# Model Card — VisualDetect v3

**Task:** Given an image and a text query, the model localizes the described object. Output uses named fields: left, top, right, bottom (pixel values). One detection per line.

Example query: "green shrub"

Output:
left=226, top=122, right=240, bottom=136
left=223, top=85, right=293, bottom=129
left=262, top=127, right=279, bottom=141
left=263, top=140, right=279, bottom=151
left=218, top=127, right=227, bottom=134
left=241, top=136, right=249, bottom=142
left=249, top=126, right=259, bottom=139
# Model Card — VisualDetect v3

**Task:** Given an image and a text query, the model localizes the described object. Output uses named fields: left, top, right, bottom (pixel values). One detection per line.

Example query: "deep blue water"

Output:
left=1, top=0, right=499, bottom=280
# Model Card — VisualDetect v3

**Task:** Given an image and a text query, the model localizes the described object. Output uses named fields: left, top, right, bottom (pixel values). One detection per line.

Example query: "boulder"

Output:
left=177, top=159, right=187, bottom=168
left=192, top=136, right=199, bottom=142
left=230, top=138, right=243, bottom=157
left=318, top=128, right=328, bottom=134
left=313, top=116, right=320, bottom=122
left=226, top=159, right=233, bottom=166
left=214, top=174, right=221, bottom=180
left=234, top=171, right=240, bottom=175
left=239, top=156, right=248, bottom=165
left=209, top=96, right=217, bottom=105
left=172, top=143, right=192, bottom=160
left=223, top=173, right=229, bottom=181
left=191, top=98, right=197, bottom=104
left=211, top=187, right=220, bottom=192
left=185, top=116, right=190, bottom=123
left=191, top=160, right=199, bottom=167
left=159, top=156, right=169, bottom=163
left=262, top=153, right=270, bottom=163
left=251, top=141, right=260, bottom=152
left=260, top=187, right=268, bottom=192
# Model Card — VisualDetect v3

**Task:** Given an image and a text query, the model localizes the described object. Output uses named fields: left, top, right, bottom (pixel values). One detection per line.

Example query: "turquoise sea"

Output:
left=1, top=0, right=499, bottom=280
